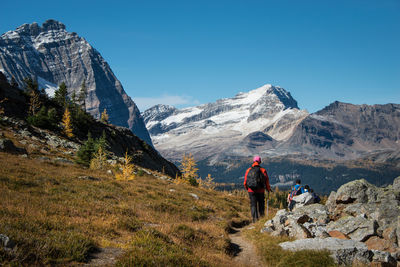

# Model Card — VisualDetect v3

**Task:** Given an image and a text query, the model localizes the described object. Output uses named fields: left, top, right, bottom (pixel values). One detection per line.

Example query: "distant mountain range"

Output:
left=143, top=84, right=400, bottom=193
left=0, top=20, right=152, bottom=145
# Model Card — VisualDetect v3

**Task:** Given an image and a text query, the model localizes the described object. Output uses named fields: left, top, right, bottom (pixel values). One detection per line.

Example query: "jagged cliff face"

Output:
left=0, top=20, right=152, bottom=145
left=142, top=84, right=309, bottom=161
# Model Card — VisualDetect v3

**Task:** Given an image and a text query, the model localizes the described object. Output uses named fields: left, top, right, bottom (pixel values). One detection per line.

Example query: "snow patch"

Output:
left=163, top=107, right=202, bottom=124
left=37, top=76, right=57, bottom=97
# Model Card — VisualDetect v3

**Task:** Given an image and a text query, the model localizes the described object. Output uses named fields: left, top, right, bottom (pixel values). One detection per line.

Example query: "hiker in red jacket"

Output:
left=244, top=156, right=272, bottom=223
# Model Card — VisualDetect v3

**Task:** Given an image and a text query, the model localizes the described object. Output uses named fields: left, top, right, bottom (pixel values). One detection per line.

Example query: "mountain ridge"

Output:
left=0, top=19, right=152, bottom=145
left=143, top=84, right=400, bottom=192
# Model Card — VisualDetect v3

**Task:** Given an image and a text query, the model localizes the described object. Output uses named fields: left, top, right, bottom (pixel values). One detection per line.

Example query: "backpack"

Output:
left=246, top=166, right=265, bottom=190
left=288, top=185, right=303, bottom=202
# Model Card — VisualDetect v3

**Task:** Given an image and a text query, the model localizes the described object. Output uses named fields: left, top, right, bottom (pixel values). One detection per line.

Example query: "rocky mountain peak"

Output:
left=143, top=84, right=308, bottom=161
left=142, top=104, right=176, bottom=124
left=0, top=20, right=153, bottom=145
left=42, top=19, right=66, bottom=32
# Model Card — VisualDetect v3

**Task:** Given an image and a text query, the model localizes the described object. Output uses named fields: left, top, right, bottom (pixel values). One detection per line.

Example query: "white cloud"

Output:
left=133, top=94, right=200, bottom=111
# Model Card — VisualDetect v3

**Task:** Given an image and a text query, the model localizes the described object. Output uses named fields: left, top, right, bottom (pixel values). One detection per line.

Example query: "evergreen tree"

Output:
left=79, top=79, right=87, bottom=110
left=24, top=78, right=39, bottom=94
left=76, top=132, right=96, bottom=166
left=62, top=107, right=74, bottom=138
left=71, top=89, right=77, bottom=104
left=54, top=82, right=68, bottom=107
left=10, top=76, right=18, bottom=88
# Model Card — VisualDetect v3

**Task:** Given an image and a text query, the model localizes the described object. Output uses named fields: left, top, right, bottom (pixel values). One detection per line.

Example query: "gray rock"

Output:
left=326, top=215, right=377, bottom=242
left=335, top=179, right=379, bottom=204
left=293, top=204, right=330, bottom=224
left=18, top=130, right=31, bottom=138
left=78, top=176, right=100, bottom=181
left=189, top=193, right=199, bottom=200
left=0, top=138, right=18, bottom=153
left=371, top=250, right=397, bottom=266
left=54, top=157, right=74, bottom=164
left=286, top=218, right=312, bottom=239
left=393, top=176, right=400, bottom=191
left=303, top=222, right=330, bottom=238
left=325, top=191, right=336, bottom=213
left=279, top=237, right=372, bottom=265
left=0, top=234, right=15, bottom=250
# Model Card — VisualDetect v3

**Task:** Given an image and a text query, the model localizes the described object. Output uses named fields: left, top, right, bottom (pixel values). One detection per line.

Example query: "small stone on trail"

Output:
left=189, top=193, right=199, bottom=200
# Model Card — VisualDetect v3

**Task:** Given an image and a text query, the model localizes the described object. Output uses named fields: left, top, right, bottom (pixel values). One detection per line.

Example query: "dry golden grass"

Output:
left=0, top=150, right=250, bottom=266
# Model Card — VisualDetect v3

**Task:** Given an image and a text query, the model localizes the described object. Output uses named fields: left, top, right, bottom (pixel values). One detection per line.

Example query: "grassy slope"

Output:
left=0, top=149, right=251, bottom=266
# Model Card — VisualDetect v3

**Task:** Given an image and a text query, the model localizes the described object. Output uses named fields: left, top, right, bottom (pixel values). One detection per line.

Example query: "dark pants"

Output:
left=248, top=192, right=265, bottom=222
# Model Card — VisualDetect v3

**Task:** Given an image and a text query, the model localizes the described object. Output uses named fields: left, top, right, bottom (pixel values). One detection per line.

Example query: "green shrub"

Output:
left=27, top=106, right=59, bottom=130
left=76, top=132, right=108, bottom=167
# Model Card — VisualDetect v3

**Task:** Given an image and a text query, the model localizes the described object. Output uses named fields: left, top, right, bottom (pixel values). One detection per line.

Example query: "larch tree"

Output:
left=180, top=153, right=199, bottom=186
left=100, top=108, right=109, bottom=124
left=62, top=107, right=74, bottom=138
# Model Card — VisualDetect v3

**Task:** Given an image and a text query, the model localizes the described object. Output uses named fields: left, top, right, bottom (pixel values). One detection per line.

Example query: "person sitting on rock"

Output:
left=310, top=188, right=321, bottom=203
left=304, top=184, right=310, bottom=193
left=287, top=179, right=304, bottom=210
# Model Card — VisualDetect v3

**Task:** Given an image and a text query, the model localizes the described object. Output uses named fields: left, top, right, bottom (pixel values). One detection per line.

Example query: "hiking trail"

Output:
left=228, top=225, right=264, bottom=267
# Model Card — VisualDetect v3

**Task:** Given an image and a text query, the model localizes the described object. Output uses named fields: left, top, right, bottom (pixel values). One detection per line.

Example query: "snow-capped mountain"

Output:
left=142, top=84, right=309, bottom=161
left=0, top=20, right=152, bottom=145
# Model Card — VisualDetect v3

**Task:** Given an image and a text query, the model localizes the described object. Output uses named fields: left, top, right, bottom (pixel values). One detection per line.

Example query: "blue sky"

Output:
left=1, top=0, right=399, bottom=112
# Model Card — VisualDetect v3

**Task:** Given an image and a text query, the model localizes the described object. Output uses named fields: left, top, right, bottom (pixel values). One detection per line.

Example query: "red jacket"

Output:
left=244, top=162, right=271, bottom=193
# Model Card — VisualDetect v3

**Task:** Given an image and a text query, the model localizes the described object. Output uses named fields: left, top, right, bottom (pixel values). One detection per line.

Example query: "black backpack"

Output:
left=246, top=166, right=265, bottom=190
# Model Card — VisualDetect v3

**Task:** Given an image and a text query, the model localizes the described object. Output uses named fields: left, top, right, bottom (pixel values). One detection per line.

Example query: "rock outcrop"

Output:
left=0, top=20, right=152, bottom=145
left=262, top=178, right=400, bottom=266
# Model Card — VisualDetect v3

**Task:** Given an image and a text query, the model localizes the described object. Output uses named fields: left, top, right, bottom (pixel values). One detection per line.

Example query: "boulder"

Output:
left=371, top=250, right=397, bottom=267
left=374, top=201, right=400, bottom=232
left=0, top=138, right=18, bottom=153
left=325, top=191, right=336, bottom=213
left=393, top=176, right=400, bottom=191
left=304, top=222, right=330, bottom=238
left=328, top=230, right=350, bottom=240
left=326, top=215, right=377, bottom=242
left=279, top=237, right=372, bottom=265
left=293, top=204, right=330, bottom=224
left=335, top=179, right=378, bottom=204
left=0, top=234, right=15, bottom=250
left=286, top=217, right=312, bottom=239
left=365, top=236, right=397, bottom=253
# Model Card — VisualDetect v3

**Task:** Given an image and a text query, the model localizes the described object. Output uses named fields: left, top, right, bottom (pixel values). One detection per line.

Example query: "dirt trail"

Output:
left=228, top=226, right=264, bottom=267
